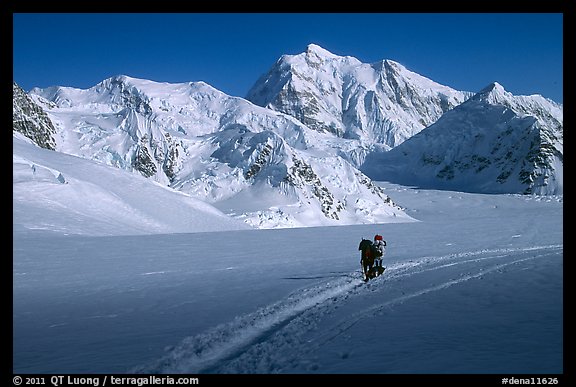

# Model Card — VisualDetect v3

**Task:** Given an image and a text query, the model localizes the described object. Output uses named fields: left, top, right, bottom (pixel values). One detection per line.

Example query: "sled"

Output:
left=364, top=265, right=385, bottom=281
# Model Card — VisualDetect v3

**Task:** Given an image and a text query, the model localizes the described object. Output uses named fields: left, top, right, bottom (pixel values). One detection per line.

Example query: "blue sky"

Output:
left=13, top=13, right=563, bottom=103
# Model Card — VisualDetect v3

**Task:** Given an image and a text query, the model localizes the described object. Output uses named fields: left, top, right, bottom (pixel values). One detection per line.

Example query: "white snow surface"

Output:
left=13, top=133, right=250, bottom=235
left=13, top=177, right=563, bottom=373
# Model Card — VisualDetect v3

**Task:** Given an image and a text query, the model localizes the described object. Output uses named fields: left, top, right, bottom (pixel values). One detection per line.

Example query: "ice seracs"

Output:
left=20, top=75, right=410, bottom=229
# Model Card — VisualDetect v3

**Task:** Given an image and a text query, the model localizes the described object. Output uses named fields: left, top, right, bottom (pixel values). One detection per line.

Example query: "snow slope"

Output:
left=13, top=182, right=562, bottom=374
left=13, top=133, right=250, bottom=235
left=363, top=83, right=563, bottom=195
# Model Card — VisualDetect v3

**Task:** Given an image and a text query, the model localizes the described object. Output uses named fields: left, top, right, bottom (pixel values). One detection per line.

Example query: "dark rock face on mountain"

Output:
left=13, top=82, right=57, bottom=150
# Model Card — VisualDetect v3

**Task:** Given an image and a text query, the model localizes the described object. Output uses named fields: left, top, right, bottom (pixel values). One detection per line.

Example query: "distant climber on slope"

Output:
left=358, top=234, right=387, bottom=281
left=373, top=234, right=386, bottom=269
left=358, top=238, right=374, bottom=281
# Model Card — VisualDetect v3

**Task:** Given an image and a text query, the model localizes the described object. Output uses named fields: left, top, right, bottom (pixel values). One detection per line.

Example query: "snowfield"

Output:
left=13, top=133, right=250, bottom=235
left=13, top=174, right=562, bottom=374
left=13, top=42, right=563, bottom=377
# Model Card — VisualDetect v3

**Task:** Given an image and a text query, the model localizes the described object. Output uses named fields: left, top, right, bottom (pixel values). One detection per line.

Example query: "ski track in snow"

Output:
left=133, top=244, right=562, bottom=374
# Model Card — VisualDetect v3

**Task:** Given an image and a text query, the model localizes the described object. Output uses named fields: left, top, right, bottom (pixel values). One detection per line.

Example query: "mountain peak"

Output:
left=102, top=74, right=152, bottom=88
left=305, top=43, right=338, bottom=59
left=473, top=81, right=513, bottom=105
left=370, top=58, right=403, bottom=73
left=479, top=81, right=505, bottom=94
left=111, top=74, right=130, bottom=82
left=248, top=44, right=471, bottom=148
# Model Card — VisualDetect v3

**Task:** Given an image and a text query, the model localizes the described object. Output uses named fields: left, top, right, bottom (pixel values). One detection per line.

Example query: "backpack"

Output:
left=359, top=239, right=374, bottom=261
left=371, top=242, right=383, bottom=258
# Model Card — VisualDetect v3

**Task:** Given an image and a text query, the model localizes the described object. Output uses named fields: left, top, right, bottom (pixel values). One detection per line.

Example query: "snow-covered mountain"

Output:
left=245, top=44, right=562, bottom=195
left=13, top=132, right=250, bottom=236
left=13, top=43, right=563, bottom=234
left=362, top=82, right=563, bottom=195
left=247, top=44, right=472, bottom=157
left=22, top=76, right=410, bottom=229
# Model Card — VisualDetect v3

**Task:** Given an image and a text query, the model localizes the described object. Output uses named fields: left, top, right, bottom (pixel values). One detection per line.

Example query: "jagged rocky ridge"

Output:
left=13, top=82, right=57, bottom=150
